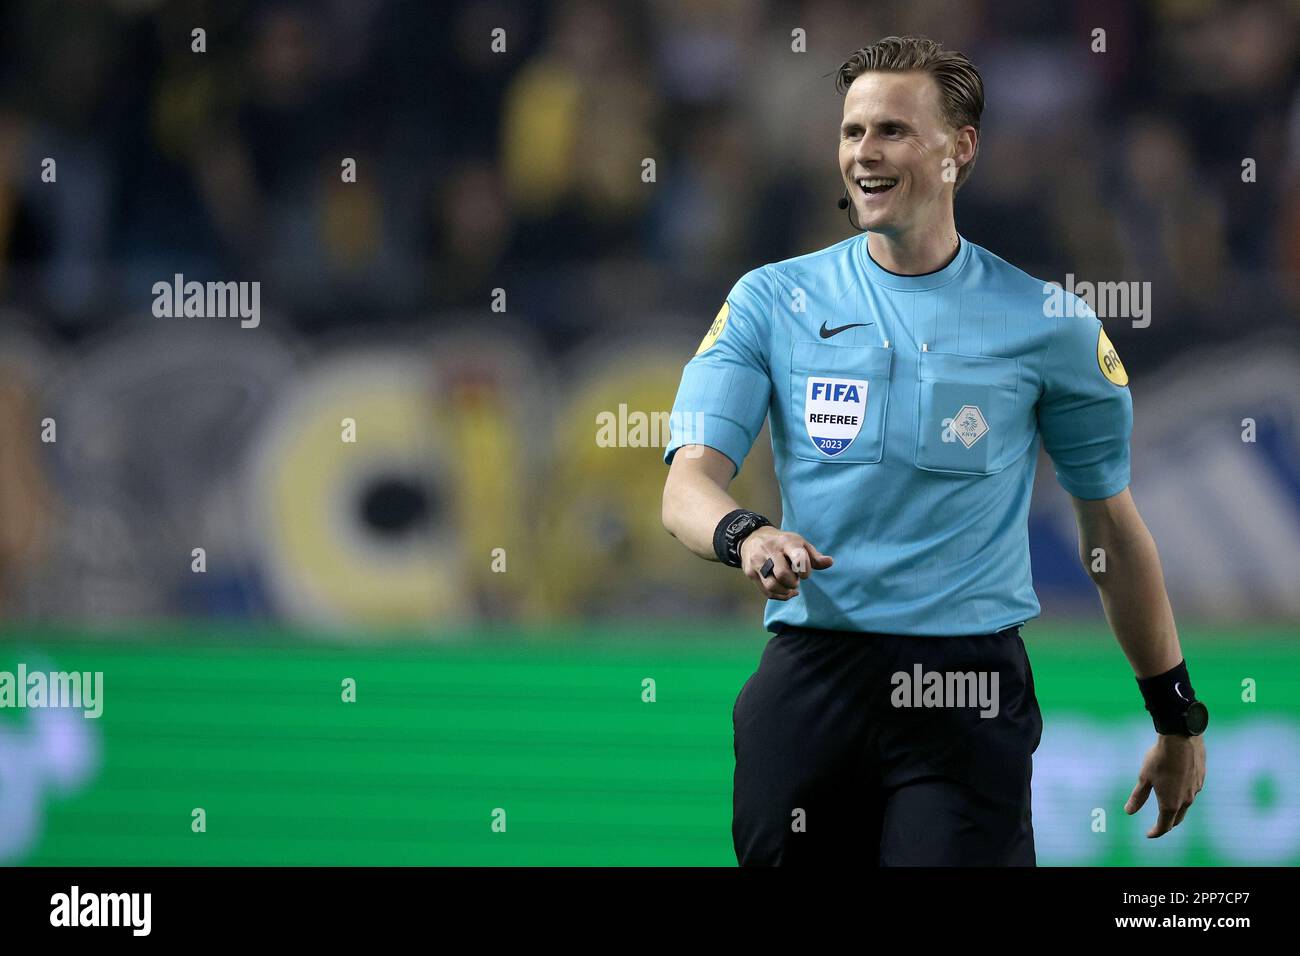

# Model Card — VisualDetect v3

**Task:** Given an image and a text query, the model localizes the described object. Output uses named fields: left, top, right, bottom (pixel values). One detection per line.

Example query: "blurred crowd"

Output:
left=1, top=0, right=1299, bottom=629
left=0, top=0, right=1296, bottom=367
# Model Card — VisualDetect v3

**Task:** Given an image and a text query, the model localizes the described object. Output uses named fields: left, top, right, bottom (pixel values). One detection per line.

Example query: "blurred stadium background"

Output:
left=1, top=0, right=1298, bottom=865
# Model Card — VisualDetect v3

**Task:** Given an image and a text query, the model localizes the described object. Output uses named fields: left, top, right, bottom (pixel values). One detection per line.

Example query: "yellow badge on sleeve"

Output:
left=696, top=302, right=729, bottom=355
left=1097, top=326, right=1128, bottom=386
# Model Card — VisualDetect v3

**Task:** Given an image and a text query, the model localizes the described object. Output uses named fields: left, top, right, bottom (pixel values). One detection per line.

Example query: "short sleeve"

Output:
left=1035, top=304, right=1133, bottom=499
left=663, top=267, right=773, bottom=477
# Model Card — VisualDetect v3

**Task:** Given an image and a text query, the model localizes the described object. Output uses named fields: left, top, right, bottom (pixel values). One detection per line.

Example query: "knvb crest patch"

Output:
left=805, top=377, right=868, bottom=457
left=949, top=404, right=989, bottom=448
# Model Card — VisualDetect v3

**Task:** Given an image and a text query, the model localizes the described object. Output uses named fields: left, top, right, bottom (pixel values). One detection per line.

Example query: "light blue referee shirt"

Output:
left=663, top=232, right=1134, bottom=636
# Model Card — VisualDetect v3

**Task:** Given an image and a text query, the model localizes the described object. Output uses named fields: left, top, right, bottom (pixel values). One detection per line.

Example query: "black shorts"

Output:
left=732, top=623, right=1043, bottom=866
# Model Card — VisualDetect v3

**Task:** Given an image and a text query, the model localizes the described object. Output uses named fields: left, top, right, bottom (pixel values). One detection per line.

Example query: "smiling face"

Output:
left=839, top=70, right=974, bottom=239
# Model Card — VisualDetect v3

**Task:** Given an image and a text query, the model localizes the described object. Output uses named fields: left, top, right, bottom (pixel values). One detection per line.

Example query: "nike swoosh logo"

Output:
left=819, top=321, right=872, bottom=339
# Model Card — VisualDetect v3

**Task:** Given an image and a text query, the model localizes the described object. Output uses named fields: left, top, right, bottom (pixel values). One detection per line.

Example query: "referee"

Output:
left=661, top=36, right=1208, bottom=866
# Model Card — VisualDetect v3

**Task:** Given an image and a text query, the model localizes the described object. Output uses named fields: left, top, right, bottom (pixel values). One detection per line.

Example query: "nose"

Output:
left=854, top=131, right=883, bottom=167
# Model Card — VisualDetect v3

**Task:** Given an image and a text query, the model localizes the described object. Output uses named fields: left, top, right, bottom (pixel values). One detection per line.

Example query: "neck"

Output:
left=865, top=220, right=961, bottom=275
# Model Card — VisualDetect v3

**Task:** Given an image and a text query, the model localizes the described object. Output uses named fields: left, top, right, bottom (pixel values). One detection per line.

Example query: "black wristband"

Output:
left=1136, top=659, right=1199, bottom=731
left=713, top=509, right=772, bottom=568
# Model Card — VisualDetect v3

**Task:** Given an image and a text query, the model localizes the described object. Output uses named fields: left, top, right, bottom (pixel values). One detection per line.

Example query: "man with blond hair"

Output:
left=661, top=36, right=1207, bottom=866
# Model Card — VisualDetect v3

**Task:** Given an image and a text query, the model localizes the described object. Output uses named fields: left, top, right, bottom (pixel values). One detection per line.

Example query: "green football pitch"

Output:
left=1, top=622, right=1295, bottom=866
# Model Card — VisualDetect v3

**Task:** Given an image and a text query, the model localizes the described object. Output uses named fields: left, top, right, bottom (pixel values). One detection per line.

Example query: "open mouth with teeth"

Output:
left=857, top=176, right=898, bottom=197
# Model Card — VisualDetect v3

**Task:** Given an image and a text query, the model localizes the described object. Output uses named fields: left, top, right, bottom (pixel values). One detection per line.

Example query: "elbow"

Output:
left=661, top=481, right=680, bottom=540
left=1072, top=489, right=1154, bottom=587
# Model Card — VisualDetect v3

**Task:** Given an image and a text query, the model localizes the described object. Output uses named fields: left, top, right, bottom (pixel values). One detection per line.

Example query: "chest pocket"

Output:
left=914, top=350, right=1023, bottom=475
left=790, top=341, right=893, bottom=464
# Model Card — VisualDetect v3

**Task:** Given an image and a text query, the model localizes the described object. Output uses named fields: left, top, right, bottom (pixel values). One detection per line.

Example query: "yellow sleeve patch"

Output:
left=1097, top=326, right=1128, bottom=386
left=696, top=302, right=729, bottom=355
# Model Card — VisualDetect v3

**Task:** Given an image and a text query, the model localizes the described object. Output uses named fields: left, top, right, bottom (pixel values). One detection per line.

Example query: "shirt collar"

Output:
left=856, top=231, right=971, bottom=292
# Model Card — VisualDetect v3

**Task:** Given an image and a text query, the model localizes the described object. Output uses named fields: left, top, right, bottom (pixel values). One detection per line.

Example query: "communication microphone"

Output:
left=837, top=185, right=862, bottom=231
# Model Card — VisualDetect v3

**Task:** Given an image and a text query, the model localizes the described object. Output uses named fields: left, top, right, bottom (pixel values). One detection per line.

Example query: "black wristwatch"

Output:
left=713, top=510, right=772, bottom=568
left=1137, top=659, right=1208, bottom=737
left=1152, top=700, right=1209, bottom=737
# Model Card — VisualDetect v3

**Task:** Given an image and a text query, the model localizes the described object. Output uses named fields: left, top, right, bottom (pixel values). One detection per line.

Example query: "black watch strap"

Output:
left=1137, top=660, right=1208, bottom=736
left=1152, top=700, right=1209, bottom=736
left=713, top=510, right=772, bottom=568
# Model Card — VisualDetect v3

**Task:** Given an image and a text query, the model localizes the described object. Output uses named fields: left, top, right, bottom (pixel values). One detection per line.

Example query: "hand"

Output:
left=738, top=527, right=833, bottom=601
left=1125, top=733, right=1206, bottom=838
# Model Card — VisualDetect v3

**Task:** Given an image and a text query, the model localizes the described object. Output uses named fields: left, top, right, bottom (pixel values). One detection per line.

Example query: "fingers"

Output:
left=1147, top=803, right=1178, bottom=838
left=767, top=551, right=801, bottom=589
left=1149, top=796, right=1200, bottom=837
left=804, top=542, right=834, bottom=569
left=1129, top=737, right=1206, bottom=838
left=743, top=531, right=832, bottom=601
left=1125, top=778, right=1152, bottom=815
left=1130, top=774, right=1201, bottom=836
left=751, top=551, right=799, bottom=600
left=787, top=546, right=810, bottom=579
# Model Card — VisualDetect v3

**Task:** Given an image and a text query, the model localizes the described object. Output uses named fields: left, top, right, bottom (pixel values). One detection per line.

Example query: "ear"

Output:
left=954, top=125, right=977, bottom=170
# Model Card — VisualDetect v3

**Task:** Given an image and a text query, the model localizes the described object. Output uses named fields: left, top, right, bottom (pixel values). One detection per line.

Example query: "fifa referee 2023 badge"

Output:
left=660, top=35, right=1207, bottom=866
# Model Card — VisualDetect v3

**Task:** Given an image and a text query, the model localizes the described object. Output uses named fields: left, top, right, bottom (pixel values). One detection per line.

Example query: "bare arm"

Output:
left=1071, top=487, right=1182, bottom=677
left=662, top=444, right=832, bottom=599
left=1072, top=486, right=1206, bottom=838
left=661, top=445, right=744, bottom=561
